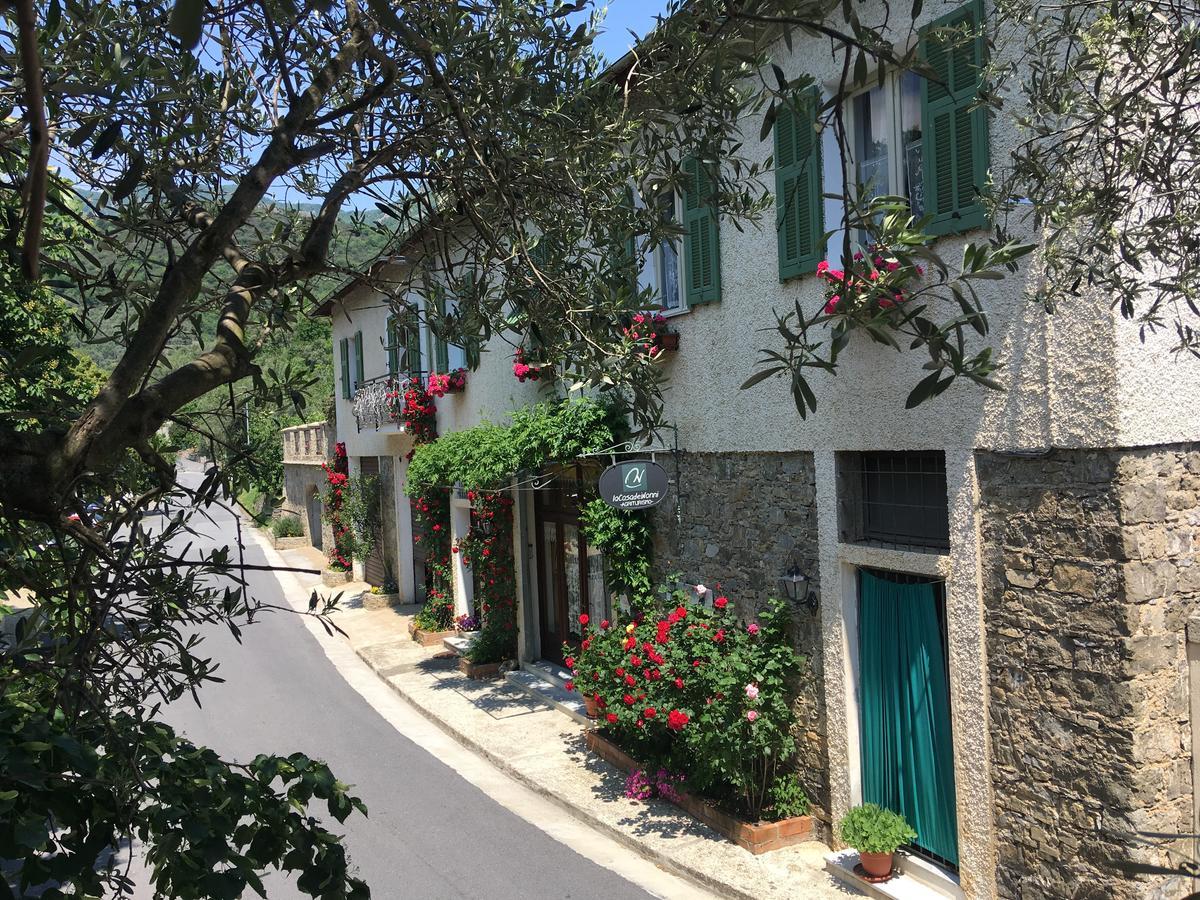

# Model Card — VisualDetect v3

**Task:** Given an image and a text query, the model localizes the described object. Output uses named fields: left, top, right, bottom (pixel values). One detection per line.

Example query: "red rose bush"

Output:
left=565, top=582, right=807, bottom=821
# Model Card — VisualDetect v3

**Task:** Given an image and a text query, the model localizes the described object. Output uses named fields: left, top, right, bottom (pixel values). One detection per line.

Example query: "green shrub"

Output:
left=272, top=516, right=303, bottom=538
left=768, top=772, right=810, bottom=819
left=566, top=582, right=806, bottom=821
left=838, top=803, right=917, bottom=855
left=412, top=593, right=454, bottom=632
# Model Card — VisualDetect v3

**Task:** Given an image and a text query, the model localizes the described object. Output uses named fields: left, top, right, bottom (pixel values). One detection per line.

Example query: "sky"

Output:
left=590, top=0, right=674, bottom=64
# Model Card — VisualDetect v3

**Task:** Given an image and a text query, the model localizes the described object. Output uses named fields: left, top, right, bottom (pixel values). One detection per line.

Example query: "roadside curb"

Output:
left=354, top=650, right=764, bottom=900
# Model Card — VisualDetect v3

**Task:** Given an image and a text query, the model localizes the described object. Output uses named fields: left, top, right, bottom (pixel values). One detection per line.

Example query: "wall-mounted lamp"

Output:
left=781, top=564, right=819, bottom=615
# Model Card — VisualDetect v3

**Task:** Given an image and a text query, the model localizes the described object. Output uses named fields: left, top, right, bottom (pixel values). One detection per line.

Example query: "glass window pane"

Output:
left=563, top=524, right=582, bottom=635
left=853, top=86, right=890, bottom=198
left=657, top=192, right=681, bottom=310
left=541, top=523, right=557, bottom=633
left=899, top=71, right=924, bottom=217
left=586, top=544, right=609, bottom=623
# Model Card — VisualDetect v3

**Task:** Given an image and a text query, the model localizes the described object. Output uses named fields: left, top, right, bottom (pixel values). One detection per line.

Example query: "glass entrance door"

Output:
left=535, top=480, right=608, bottom=665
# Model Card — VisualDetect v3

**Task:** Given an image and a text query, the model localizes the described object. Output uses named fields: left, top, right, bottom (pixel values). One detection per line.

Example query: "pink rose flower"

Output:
left=747, top=623, right=759, bottom=635
left=745, top=683, right=759, bottom=700
left=746, top=709, right=759, bottom=722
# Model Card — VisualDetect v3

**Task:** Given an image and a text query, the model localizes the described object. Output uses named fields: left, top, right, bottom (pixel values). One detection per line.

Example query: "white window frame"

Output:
left=834, top=68, right=925, bottom=258
left=633, top=187, right=686, bottom=316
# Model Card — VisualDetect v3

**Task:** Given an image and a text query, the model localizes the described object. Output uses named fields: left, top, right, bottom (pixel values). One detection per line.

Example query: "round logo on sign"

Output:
left=599, top=460, right=668, bottom=511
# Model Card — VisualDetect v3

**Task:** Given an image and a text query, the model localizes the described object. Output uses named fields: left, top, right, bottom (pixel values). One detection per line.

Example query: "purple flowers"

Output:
left=624, top=768, right=686, bottom=803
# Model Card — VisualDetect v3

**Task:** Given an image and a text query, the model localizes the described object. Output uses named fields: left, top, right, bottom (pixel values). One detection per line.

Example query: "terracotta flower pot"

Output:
left=858, top=851, right=894, bottom=879
left=583, top=695, right=600, bottom=719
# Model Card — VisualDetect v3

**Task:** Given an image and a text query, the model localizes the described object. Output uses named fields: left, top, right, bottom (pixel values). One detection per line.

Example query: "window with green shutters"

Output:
left=681, top=156, right=720, bottom=305
left=920, top=0, right=988, bottom=235
left=775, top=87, right=823, bottom=281
left=402, top=308, right=422, bottom=379
left=386, top=315, right=400, bottom=377
left=432, top=295, right=450, bottom=374
left=353, top=330, right=364, bottom=391
left=339, top=337, right=350, bottom=399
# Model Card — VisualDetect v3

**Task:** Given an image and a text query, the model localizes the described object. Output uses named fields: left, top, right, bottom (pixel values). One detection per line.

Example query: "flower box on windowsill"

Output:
left=585, top=731, right=814, bottom=855
left=408, top=622, right=455, bottom=647
left=657, top=332, right=680, bottom=352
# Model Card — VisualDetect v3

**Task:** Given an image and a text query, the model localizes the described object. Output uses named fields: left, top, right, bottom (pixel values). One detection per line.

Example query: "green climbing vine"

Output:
left=579, top=498, right=655, bottom=612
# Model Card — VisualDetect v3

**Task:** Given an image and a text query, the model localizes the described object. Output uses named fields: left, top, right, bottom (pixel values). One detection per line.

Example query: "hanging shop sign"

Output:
left=599, top=459, right=669, bottom=511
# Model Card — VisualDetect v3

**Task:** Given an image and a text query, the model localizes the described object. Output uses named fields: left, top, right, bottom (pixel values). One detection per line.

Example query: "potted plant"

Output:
left=838, top=803, right=917, bottom=879
left=427, top=368, right=467, bottom=397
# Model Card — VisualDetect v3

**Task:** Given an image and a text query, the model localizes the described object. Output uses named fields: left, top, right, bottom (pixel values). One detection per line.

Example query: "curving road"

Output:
left=131, top=465, right=699, bottom=900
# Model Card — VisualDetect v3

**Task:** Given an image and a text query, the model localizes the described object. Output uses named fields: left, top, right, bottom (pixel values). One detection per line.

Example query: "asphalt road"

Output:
left=134, top=466, right=659, bottom=900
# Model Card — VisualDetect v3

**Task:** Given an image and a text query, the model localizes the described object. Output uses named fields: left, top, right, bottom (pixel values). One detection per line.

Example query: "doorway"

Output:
left=306, top=485, right=323, bottom=551
left=357, top=456, right=385, bottom=586
left=534, top=477, right=607, bottom=666
left=857, top=567, right=959, bottom=868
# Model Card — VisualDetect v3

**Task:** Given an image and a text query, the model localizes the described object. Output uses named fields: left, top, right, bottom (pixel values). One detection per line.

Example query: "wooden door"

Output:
left=534, top=478, right=608, bottom=665
left=357, top=456, right=385, bottom=586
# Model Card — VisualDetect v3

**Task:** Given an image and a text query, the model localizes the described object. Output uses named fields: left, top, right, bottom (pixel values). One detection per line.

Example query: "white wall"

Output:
left=649, top=0, right=1200, bottom=456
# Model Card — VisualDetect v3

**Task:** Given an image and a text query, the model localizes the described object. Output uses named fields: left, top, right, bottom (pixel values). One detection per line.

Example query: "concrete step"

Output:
left=523, top=659, right=573, bottom=691
left=442, top=632, right=477, bottom=656
left=504, top=667, right=592, bottom=726
left=826, top=849, right=961, bottom=900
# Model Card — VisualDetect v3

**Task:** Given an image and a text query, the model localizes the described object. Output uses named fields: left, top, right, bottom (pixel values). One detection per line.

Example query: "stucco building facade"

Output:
left=310, top=2, right=1200, bottom=897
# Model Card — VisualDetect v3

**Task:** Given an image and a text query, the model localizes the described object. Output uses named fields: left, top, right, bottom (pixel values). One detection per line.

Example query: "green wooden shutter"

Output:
left=682, top=156, right=721, bottom=305
left=433, top=295, right=450, bottom=373
left=404, top=309, right=422, bottom=380
left=353, top=330, right=364, bottom=390
left=386, top=315, right=399, bottom=377
left=775, top=86, right=823, bottom=281
left=339, top=338, right=350, bottom=399
left=920, top=0, right=988, bottom=236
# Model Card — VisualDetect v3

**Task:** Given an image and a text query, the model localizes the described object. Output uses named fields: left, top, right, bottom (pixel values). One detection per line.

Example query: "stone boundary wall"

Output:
left=650, top=451, right=827, bottom=816
left=977, top=444, right=1200, bottom=900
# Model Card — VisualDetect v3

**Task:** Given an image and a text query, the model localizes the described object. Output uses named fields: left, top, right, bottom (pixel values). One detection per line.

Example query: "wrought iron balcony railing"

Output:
left=351, top=372, right=423, bottom=432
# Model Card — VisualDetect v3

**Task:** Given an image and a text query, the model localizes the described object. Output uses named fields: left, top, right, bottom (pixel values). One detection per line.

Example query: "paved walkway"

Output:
left=279, top=545, right=858, bottom=900
left=138, top=473, right=706, bottom=900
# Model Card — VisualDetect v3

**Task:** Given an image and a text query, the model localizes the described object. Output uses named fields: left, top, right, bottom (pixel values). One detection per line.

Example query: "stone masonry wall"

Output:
left=651, top=451, right=827, bottom=815
left=977, top=445, right=1200, bottom=900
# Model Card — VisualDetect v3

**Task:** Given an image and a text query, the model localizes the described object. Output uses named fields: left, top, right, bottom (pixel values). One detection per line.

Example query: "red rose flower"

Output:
left=600, top=619, right=610, bottom=630
left=714, top=596, right=728, bottom=609
left=625, top=674, right=636, bottom=687
left=606, top=713, right=619, bottom=724
left=623, top=693, right=635, bottom=706
left=630, top=655, right=642, bottom=668
left=565, top=656, right=576, bottom=669
left=674, top=677, right=685, bottom=689
left=616, top=667, right=625, bottom=677
left=667, top=710, right=689, bottom=731
left=713, top=629, right=726, bottom=643
left=565, top=681, right=575, bottom=692
left=643, top=707, right=657, bottom=719
left=579, top=613, right=589, bottom=625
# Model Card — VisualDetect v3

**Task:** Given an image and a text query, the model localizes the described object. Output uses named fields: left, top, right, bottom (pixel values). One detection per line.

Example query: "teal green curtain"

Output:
left=859, top=569, right=959, bottom=865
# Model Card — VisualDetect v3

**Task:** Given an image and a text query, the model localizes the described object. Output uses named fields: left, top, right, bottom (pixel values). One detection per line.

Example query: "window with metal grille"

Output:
left=838, top=451, right=950, bottom=551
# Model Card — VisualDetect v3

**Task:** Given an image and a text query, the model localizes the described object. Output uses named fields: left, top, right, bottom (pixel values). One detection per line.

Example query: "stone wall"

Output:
left=280, top=422, right=336, bottom=553
left=977, top=445, right=1200, bottom=900
left=651, top=451, right=827, bottom=815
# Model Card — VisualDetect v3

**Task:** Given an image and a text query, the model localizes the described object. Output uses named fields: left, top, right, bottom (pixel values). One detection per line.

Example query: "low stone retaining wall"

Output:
left=322, top=568, right=352, bottom=587
left=362, top=591, right=402, bottom=610
left=458, top=658, right=503, bottom=679
left=585, top=731, right=815, bottom=855
left=273, top=535, right=309, bottom=551
left=409, top=623, right=454, bottom=647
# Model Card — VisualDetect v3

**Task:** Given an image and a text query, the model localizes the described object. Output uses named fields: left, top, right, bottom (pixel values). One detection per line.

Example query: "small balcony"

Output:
left=352, top=373, right=421, bottom=433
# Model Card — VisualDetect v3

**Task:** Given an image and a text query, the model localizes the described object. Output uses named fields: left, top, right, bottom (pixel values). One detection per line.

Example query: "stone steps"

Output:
left=503, top=665, right=591, bottom=725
